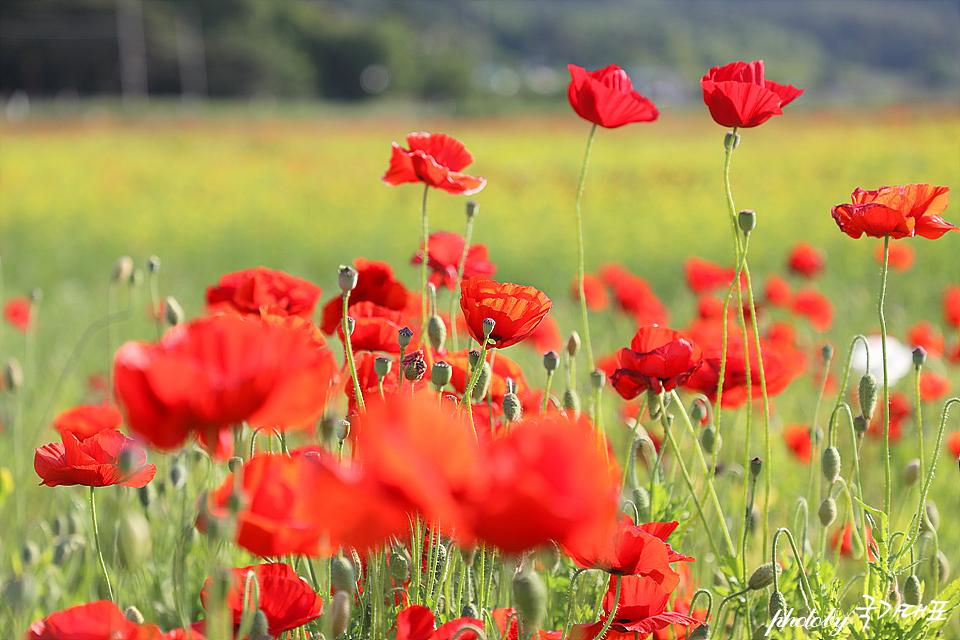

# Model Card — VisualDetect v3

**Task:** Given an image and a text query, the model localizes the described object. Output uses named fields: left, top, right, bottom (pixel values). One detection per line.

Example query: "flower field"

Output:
left=1, top=69, right=959, bottom=640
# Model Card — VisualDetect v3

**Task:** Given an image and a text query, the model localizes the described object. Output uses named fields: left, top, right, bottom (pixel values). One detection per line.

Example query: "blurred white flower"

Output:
left=851, top=334, right=913, bottom=385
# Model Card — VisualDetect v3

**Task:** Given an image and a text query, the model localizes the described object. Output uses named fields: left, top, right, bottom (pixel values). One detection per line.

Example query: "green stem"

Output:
left=89, top=487, right=115, bottom=603
left=541, top=369, right=555, bottom=417
left=913, top=361, right=925, bottom=491
left=592, top=574, right=622, bottom=640
left=878, top=235, right=891, bottom=516
left=420, top=183, right=431, bottom=348
left=450, top=208, right=478, bottom=354
left=573, top=123, right=598, bottom=372
left=342, top=291, right=365, bottom=414
left=462, top=339, right=490, bottom=443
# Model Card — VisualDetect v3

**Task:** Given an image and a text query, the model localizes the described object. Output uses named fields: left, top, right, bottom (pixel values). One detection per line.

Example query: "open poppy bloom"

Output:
left=831, top=184, right=954, bottom=239
left=783, top=425, right=813, bottom=464
left=569, top=575, right=703, bottom=640
left=948, top=431, right=960, bottom=459
left=683, top=258, right=739, bottom=295
left=611, top=326, right=703, bottom=399
left=790, top=287, right=833, bottom=332
left=459, top=276, right=553, bottom=349
left=206, top=267, right=322, bottom=319
left=114, top=314, right=336, bottom=460
left=567, top=64, right=659, bottom=128
left=26, top=600, right=183, bottom=639
left=701, top=60, right=803, bottom=128
left=395, top=605, right=483, bottom=640
left=3, top=295, right=32, bottom=332
left=600, top=264, right=669, bottom=327
left=412, top=231, right=497, bottom=291
left=945, top=284, right=960, bottom=327
left=787, top=242, right=826, bottom=278
left=35, top=429, right=156, bottom=488
left=878, top=241, right=915, bottom=271
left=199, top=563, right=322, bottom=638
left=492, top=608, right=564, bottom=640
left=53, top=404, right=123, bottom=441
left=383, top=132, right=486, bottom=196
left=572, top=273, right=609, bottom=312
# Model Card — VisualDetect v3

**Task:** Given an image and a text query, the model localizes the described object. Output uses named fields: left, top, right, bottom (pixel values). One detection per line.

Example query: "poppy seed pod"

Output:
left=567, top=332, right=581, bottom=357
left=768, top=589, right=787, bottom=620
left=468, top=349, right=482, bottom=368
left=402, top=350, right=426, bottom=382
left=543, top=350, right=560, bottom=371
left=750, top=457, right=762, bottom=481
left=818, top=497, right=837, bottom=527
left=338, top=265, right=358, bottom=292
left=858, top=374, right=879, bottom=422
left=747, top=562, right=780, bottom=590
left=228, top=456, right=243, bottom=473
left=466, top=199, right=480, bottom=219
left=431, top=361, right=452, bottom=389
left=374, top=356, right=392, bottom=379
left=111, top=256, right=134, bottom=284
left=428, top=315, right=447, bottom=352
left=398, top=326, right=414, bottom=348
left=163, top=296, right=184, bottom=326
left=482, top=317, right=496, bottom=339
left=738, top=209, right=757, bottom=233
left=822, top=446, right=841, bottom=484
left=335, top=419, right=351, bottom=442
left=590, top=369, right=605, bottom=390
left=513, top=566, right=547, bottom=635
left=903, top=574, right=922, bottom=606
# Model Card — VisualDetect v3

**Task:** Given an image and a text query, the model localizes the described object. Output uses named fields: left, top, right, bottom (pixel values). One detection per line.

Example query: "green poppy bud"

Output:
left=562, top=388, right=580, bottom=418
left=922, top=502, right=940, bottom=532
left=738, top=209, right=757, bottom=233
left=818, top=497, right=837, bottom=527
left=937, top=551, right=950, bottom=582
left=388, top=548, right=411, bottom=582
left=503, top=392, right=522, bottom=423
left=633, top=487, right=651, bottom=522
left=887, top=585, right=902, bottom=608
left=111, top=256, right=134, bottom=284
left=821, top=343, right=834, bottom=363
left=228, top=456, right=244, bottom=474
left=822, top=446, right=841, bottom=484
left=431, top=361, right=452, bottom=389
left=724, top=131, right=741, bottom=150
left=853, top=415, right=868, bottom=438
left=124, top=606, right=145, bottom=625
left=543, top=350, right=560, bottom=372
left=768, top=589, right=787, bottom=620
left=162, top=295, right=184, bottom=327
left=466, top=199, right=480, bottom=219
left=472, top=362, right=492, bottom=402
left=904, top=459, right=920, bottom=487
left=331, top=555, right=356, bottom=594
left=249, top=610, right=269, bottom=640
left=747, top=562, right=780, bottom=590
left=858, top=373, right=879, bottom=422
left=330, top=589, right=352, bottom=638
left=169, top=463, right=187, bottom=490
left=428, top=315, right=447, bottom=352
left=343, top=316, right=355, bottom=337
left=700, top=426, right=717, bottom=454
left=690, top=399, right=708, bottom=425
left=903, top=574, right=922, bottom=606
left=338, top=265, right=358, bottom=292
left=513, top=566, right=547, bottom=636
left=590, top=369, right=605, bottom=391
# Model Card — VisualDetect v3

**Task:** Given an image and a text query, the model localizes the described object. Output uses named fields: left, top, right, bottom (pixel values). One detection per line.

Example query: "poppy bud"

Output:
left=822, top=446, right=841, bottom=484
left=338, top=265, right=358, bottom=292
left=818, top=497, right=837, bottom=527
left=389, top=548, right=411, bottom=582
left=690, top=398, right=709, bottom=426
left=431, top=361, right=452, bottom=389
left=402, top=350, right=427, bottom=382
left=343, top=316, right=355, bottom=337
left=701, top=426, right=717, bottom=454
left=3, top=574, right=37, bottom=612
left=466, top=199, right=480, bottom=219
left=52, top=515, right=69, bottom=537
left=117, top=511, right=152, bottom=569
left=853, top=415, right=868, bottom=438
left=228, top=456, right=244, bottom=473
left=21, top=541, right=39, bottom=567
left=563, top=388, right=580, bottom=418
left=461, top=603, right=480, bottom=619
left=769, top=589, right=786, bottom=620
left=468, top=349, right=482, bottom=368
left=513, top=566, right=547, bottom=636
left=937, top=551, right=950, bottom=582
left=53, top=537, right=75, bottom=566
left=330, top=589, right=352, bottom=638
left=124, top=606, right=145, bottom=625
left=147, top=255, right=161, bottom=274
left=689, top=624, right=710, bottom=640
left=567, top=332, right=581, bottom=358
left=738, top=209, right=757, bottom=233
left=887, top=585, right=902, bottom=608
left=331, top=555, right=356, bottom=594
left=747, top=562, right=780, bottom=590
left=912, top=346, right=927, bottom=368
left=503, top=392, right=522, bottom=423
left=482, top=317, right=496, bottom=340
left=750, top=457, right=762, bottom=481
left=590, top=369, right=605, bottom=390
left=374, top=356, right=392, bottom=379
left=163, top=296, right=184, bottom=326
left=130, top=268, right=144, bottom=289
left=472, top=362, right=492, bottom=401
left=633, top=487, right=651, bottom=522
left=335, top=419, right=351, bottom=442
left=3, top=358, right=23, bottom=392
left=111, top=256, right=134, bottom=284
left=858, top=374, right=879, bottom=422
left=903, top=574, right=922, bottom=606
left=169, top=462, right=187, bottom=490
left=538, top=542, right=562, bottom=573
left=398, top=326, right=414, bottom=348
left=248, top=610, right=269, bottom=640
left=724, top=131, right=740, bottom=150
left=904, top=459, right=920, bottom=487
left=922, top=502, right=940, bottom=532
left=428, top=315, right=447, bottom=351
left=543, top=350, right=560, bottom=371
left=821, top=343, right=834, bottom=363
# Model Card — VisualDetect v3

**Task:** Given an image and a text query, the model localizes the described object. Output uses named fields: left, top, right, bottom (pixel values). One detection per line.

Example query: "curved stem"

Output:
left=574, top=123, right=598, bottom=372
left=89, top=487, right=115, bottom=603
left=562, top=568, right=588, bottom=639
left=592, top=574, right=622, bottom=640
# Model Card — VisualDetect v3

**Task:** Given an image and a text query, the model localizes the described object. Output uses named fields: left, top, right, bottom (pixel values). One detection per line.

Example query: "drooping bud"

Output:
left=818, top=497, right=837, bottom=527
left=338, top=265, right=358, bottom=292
left=922, top=502, right=940, bottom=532
left=590, top=369, right=605, bottom=390
left=111, top=256, right=134, bottom=284
left=858, top=374, right=879, bottom=422
left=738, top=209, right=757, bottom=233
left=937, top=551, right=950, bottom=582
left=124, top=606, right=145, bottom=625
left=513, top=566, right=547, bottom=637
left=163, top=296, right=184, bottom=326
left=249, top=610, right=269, bottom=640
left=130, top=268, right=144, bottom=289
left=633, top=487, right=651, bottom=522
left=566, top=332, right=581, bottom=358
left=428, top=315, right=447, bottom=352
left=543, top=350, right=560, bottom=372
left=701, top=426, right=717, bottom=454
left=374, top=356, right=392, bottom=379
left=822, top=446, right=841, bottom=484
left=431, top=361, right=452, bottom=389
left=330, top=589, right=351, bottom=638
left=768, top=589, right=787, bottom=620
left=562, top=388, right=580, bottom=418
left=398, top=326, right=414, bottom=348
left=904, top=459, right=921, bottom=487
left=471, top=362, right=492, bottom=402
left=147, top=255, right=161, bottom=274
left=690, top=398, right=709, bottom=426
left=466, top=199, right=480, bottom=219
left=912, top=346, right=927, bottom=368
left=853, top=415, right=868, bottom=439
left=903, top=574, right=922, bottom=606
left=503, top=391, right=522, bottom=423
left=331, top=555, right=356, bottom=594
left=3, top=358, right=23, bottom=393
left=169, top=462, right=187, bottom=490
left=724, top=131, right=741, bottom=150
left=747, top=562, right=780, bottom=590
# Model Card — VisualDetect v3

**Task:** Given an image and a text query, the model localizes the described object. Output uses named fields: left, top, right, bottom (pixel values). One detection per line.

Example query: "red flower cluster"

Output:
left=459, top=276, right=553, bottom=349
left=396, top=605, right=482, bottom=640
left=567, top=64, right=659, bottom=128
left=383, top=132, right=486, bottom=196
left=832, top=184, right=954, bottom=239
left=701, top=60, right=803, bottom=128
left=206, top=267, right=322, bottom=319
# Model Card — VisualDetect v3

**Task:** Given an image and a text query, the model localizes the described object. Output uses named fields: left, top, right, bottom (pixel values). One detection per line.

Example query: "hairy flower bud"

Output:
left=768, top=589, right=787, bottom=621
left=853, top=415, right=868, bottom=438
left=330, top=589, right=351, bottom=638
left=689, top=624, right=710, bottom=640
left=818, top=497, right=837, bottom=527
left=822, top=446, right=841, bottom=484
left=904, top=459, right=921, bottom=487
left=343, top=316, right=355, bottom=337
left=562, top=388, right=581, bottom=418
left=472, top=362, right=492, bottom=401
left=690, top=398, right=709, bottom=426
left=331, top=555, right=356, bottom=594
left=701, top=426, right=717, bottom=454
left=388, top=548, right=411, bottom=582
left=903, top=574, right=922, bottom=606
left=747, top=562, right=780, bottom=590
left=248, top=610, right=269, bottom=640
left=503, top=391, right=522, bottom=423
left=858, top=374, right=879, bottom=422
left=513, top=566, right=547, bottom=636
left=633, top=487, right=651, bottom=522
left=428, top=315, right=447, bottom=352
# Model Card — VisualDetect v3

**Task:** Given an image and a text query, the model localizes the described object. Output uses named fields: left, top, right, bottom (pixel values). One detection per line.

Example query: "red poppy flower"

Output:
left=383, top=132, right=486, bottom=196
left=206, top=267, right=321, bottom=319
left=346, top=350, right=399, bottom=413
left=600, top=264, right=669, bottom=327
left=492, top=608, right=563, bottom=640
left=791, top=288, right=833, bottom=332
left=919, top=372, right=951, bottom=403
left=26, top=600, right=170, bottom=640
left=832, top=184, right=955, bottom=239
left=611, top=326, right=703, bottom=399
left=200, top=563, right=322, bottom=638
left=907, top=320, right=944, bottom=357
left=948, top=432, right=960, bottom=459
left=525, top=312, right=564, bottom=353
left=572, top=273, right=609, bottom=312
left=569, top=575, right=703, bottom=640
left=258, top=305, right=327, bottom=348
left=460, top=414, right=619, bottom=553
left=783, top=425, right=813, bottom=464
left=412, top=232, right=497, bottom=291
left=3, top=295, right=32, bottom=332
left=35, top=429, right=156, bottom=488
left=683, top=258, right=738, bottom=295
left=53, top=404, right=123, bottom=441
left=945, top=285, right=960, bottom=327
left=396, top=605, right=482, bottom=640
left=701, top=60, right=803, bottom=128
left=321, top=258, right=412, bottom=335
left=337, top=301, right=405, bottom=354
left=830, top=524, right=878, bottom=561
left=764, top=274, right=791, bottom=307
left=567, top=64, right=659, bottom=129
left=114, top=314, right=336, bottom=460
left=459, top=276, right=553, bottom=349
left=651, top=595, right=708, bottom=640
left=866, top=392, right=911, bottom=441
left=877, top=241, right=915, bottom=272
left=787, top=242, right=826, bottom=278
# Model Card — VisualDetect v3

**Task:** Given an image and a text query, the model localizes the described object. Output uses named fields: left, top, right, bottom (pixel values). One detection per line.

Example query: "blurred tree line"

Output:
left=1, top=0, right=957, bottom=106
